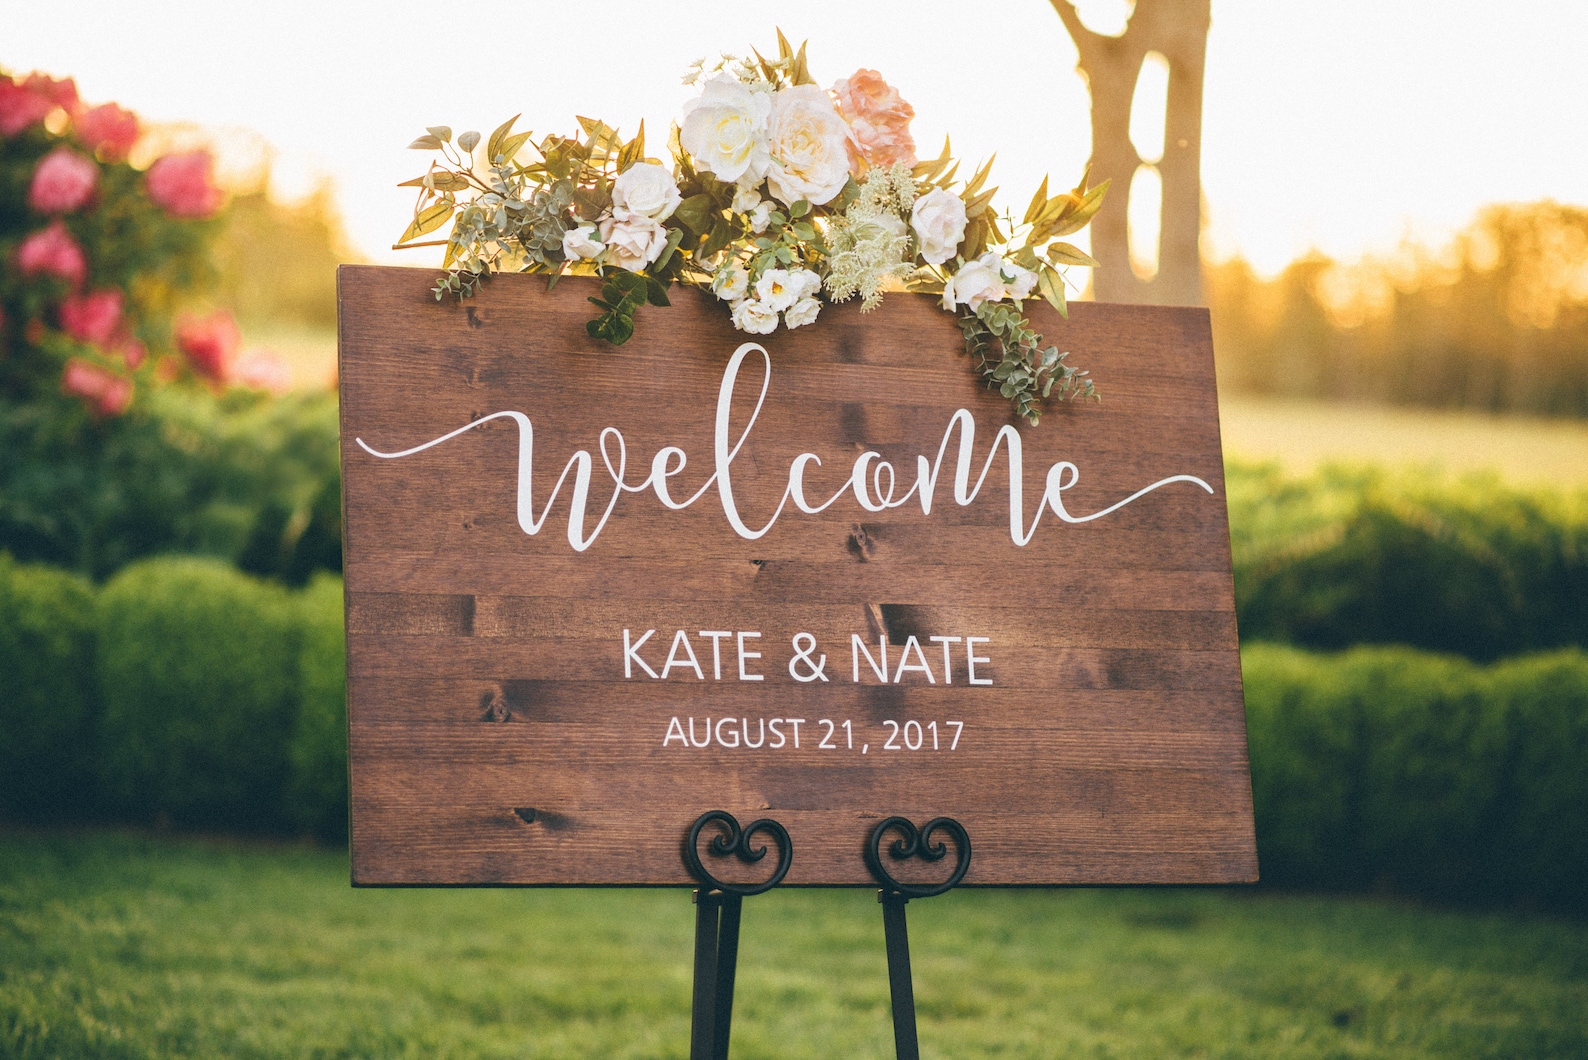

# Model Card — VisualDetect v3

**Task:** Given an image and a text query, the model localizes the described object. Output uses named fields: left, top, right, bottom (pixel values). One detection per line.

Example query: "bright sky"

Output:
left=7, top=0, right=1586, bottom=276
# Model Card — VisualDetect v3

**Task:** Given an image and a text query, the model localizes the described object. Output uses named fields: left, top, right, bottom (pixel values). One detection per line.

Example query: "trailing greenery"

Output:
left=1243, top=642, right=1588, bottom=911
left=1227, top=461, right=1588, bottom=660
left=0, top=385, right=340, bottom=584
left=0, top=556, right=96, bottom=819
left=3, top=832, right=1586, bottom=1059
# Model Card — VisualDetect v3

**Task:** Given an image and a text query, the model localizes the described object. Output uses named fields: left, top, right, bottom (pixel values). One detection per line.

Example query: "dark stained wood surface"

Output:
left=337, top=264, right=1256, bottom=886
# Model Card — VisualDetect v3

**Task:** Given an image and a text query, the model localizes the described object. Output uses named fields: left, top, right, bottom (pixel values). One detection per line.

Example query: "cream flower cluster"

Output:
left=942, top=251, right=1038, bottom=313
left=563, top=162, right=684, bottom=273
left=715, top=264, right=822, bottom=334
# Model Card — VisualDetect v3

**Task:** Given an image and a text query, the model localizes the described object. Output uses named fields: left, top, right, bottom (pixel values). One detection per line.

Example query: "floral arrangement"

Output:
left=398, top=34, right=1107, bottom=424
left=0, top=68, right=268, bottom=417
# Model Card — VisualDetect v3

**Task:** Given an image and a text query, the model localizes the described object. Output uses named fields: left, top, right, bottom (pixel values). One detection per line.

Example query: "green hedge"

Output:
left=287, top=573, right=348, bottom=840
left=1243, top=643, right=1588, bottom=911
left=0, top=555, right=97, bottom=818
left=96, top=558, right=302, bottom=830
left=1228, top=462, right=1588, bottom=661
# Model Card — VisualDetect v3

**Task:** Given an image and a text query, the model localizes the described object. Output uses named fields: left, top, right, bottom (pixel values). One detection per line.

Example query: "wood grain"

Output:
left=338, top=264, right=1256, bottom=886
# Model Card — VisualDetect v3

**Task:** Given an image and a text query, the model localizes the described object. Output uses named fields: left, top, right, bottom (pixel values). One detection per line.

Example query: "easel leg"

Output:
left=879, top=891, right=920, bottom=1060
left=713, top=894, right=742, bottom=1060
left=690, top=889, right=744, bottom=1060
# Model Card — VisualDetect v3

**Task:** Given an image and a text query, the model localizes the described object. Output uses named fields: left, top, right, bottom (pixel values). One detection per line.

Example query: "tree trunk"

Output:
left=1051, top=0, right=1210, bottom=306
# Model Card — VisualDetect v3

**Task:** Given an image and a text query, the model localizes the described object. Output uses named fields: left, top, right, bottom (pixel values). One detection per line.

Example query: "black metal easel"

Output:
left=682, top=811, right=970, bottom=1060
left=865, top=817, right=973, bottom=1060
left=682, top=811, right=792, bottom=1060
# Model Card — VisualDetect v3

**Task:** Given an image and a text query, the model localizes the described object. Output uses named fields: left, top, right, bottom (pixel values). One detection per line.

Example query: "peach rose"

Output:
left=29, top=147, right=99, bottom=213
left=831, top=69, right=917, bottom=170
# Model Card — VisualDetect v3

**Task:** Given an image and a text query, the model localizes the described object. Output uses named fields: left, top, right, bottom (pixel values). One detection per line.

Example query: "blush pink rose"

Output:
left=146, top=151, right=223, bottom=219
left=24, top=73, right=80, bottom=112
left=0, top=77, right=54, bottom=136
left=29, top=147, right=99, bottom=213
left=234, top=349, right=293, bottom=394
left=175, top=309, right=241, bottom=382
left=119, top=337, right=147, bottom=371
left=75, top=103, right=139, bottom=160
left=17, top=222, right=88, bottom=287
left=831, top=69, right=917, bottom=170
left=58, top=289, right=124, bottom=345
left=62, top=357, right=133, bottom=416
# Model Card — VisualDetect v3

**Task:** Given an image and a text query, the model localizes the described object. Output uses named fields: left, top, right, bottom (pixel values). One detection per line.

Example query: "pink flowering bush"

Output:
left=0, top=65, right=245, bottom=415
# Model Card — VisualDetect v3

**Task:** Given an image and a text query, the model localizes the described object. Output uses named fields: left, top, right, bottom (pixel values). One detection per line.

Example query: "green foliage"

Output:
left=95, top=557, right=300, bottom=831
left=585, top=270, right=669, bottom=346
left=0, top=555, right=96, bottom=819
left=1209, top=201, right=1588, bottom=416
left=1243, top=643, right=1588, bottom=910
left=287, top=573, right=348, bottom=840
left=1228, top=461, right=1588, bottom=659
left=0, top=385, right=341, bottom=583
left=958, top=301, right=1096, bottom=424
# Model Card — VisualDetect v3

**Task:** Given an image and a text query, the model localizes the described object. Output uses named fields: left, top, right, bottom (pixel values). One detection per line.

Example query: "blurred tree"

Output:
left=1052, top=0, right=1210, bottom=306
left=210, top=181, right=350, bottom=332
left=1208, top=202, right=1588, bottom=415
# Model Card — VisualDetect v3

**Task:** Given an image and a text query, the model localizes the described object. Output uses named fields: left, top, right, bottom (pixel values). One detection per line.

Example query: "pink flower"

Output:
left=146, top=151, right=223, bottom=219
left=175, top=310, right=241, bottom=382
left=61, top=357, right=133, bottom=416
left=830, top=69, right=917, bottom=170
left=75, top=103, right=139, bottom=160
left=29, top=147, right=99, bottom=213
left=0, top=77, right=53, bottom=136
left=58, top=289, right=124, bottom=345
left=17, top=222, right=88, bottom=287
left=234, top=349, right=293, bottom=394
left=120, top=337, right=147, bottom=371
left=23, top=73, right=80, bottom=112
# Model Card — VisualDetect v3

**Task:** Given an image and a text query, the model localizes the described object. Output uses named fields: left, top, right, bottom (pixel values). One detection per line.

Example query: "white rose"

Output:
left=731, top=183, right=763, bottom=214
left=680, top=75, right=772, bottom=186
left=765, top=83, right=852, bottom=207
left=941, top=253, right=1005, bottom=312
left=612, top=162, right=682, bottom=222
left=754, top=269, right=800, bottom=312
left=748, top=201, right=772, bottom=233
left=561, top=223, right=603, bottom=261
left=1000, top=260, right=1038, bottom=302
left=911, top=189, right=969, bottom=266
left=731, top=297, right=779, bottom=335
left=787, top=267, right=823, bottom=300
left=784, top=296, right=822, bottom=328
left=713, top=263, right=749, bottom=301
left=599, top=213, right=670, bottom=273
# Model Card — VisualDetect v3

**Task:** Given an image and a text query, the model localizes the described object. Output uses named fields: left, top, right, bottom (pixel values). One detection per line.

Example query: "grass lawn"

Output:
left=3, top=832, right=1585, bottom=1058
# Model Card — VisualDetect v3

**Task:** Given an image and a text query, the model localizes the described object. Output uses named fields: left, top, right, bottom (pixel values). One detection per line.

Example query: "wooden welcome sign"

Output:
left=337, top=264, right=1256, bottom=886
